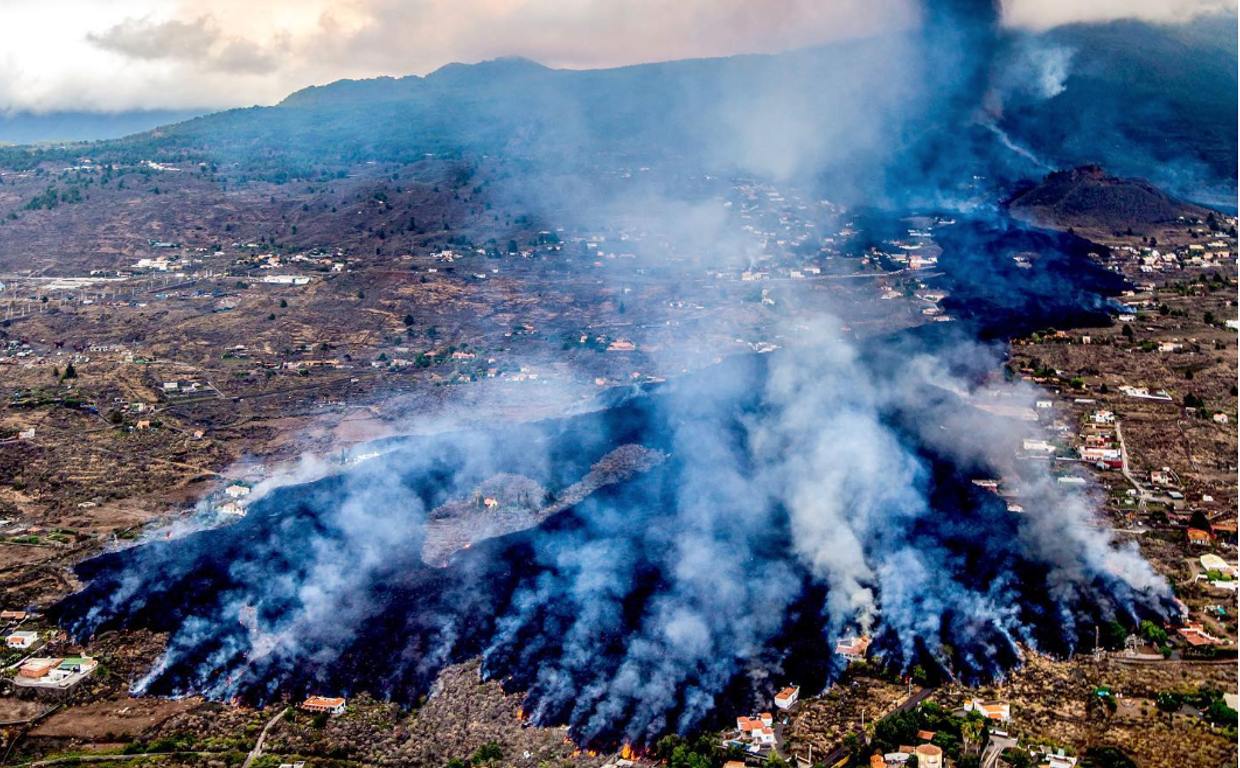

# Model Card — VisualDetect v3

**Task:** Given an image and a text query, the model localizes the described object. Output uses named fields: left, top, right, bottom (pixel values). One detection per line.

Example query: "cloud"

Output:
left=86, top=13, right=281, bottom=74
left=1002, top=0, right=1236, bottom=30
left=0, top=0, right=1232, bottom=114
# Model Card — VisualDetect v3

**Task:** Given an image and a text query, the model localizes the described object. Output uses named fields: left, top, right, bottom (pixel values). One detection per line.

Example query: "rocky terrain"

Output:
left=1007, top=166, right=1222, bottom=242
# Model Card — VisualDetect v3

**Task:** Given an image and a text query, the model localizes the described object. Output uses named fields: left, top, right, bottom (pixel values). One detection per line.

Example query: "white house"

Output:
left=224, top=485, right=251, bottom=499
left=6, top=630, right=38, bottom=649
left=1040, top=751, right=1077, bottom=768
left=835, top=634, right=871, bottom=662
left=1079, top=446, right=1122, bottom=463
left=301, top=696, right=346, bottom=716
left=752, top=727, right=776, bottom=746
left=964, top=698, right=1011, bottom=721
left=774, top=685, right=800, bottom=710
left=915, top=744, right=944, bottom=768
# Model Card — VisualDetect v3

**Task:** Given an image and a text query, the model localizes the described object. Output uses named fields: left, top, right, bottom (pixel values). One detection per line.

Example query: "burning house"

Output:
left=835, top=634, right=872, bottom=663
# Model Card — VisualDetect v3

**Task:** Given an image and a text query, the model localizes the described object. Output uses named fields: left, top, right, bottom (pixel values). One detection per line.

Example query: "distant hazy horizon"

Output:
left=0, top=109, right=207, bottom=145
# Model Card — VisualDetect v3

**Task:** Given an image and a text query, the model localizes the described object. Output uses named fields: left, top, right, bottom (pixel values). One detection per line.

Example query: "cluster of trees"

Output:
left=1155, top=688, right=1238, bottom=731
left=23, top=183, right=82, bottom=210
left=650, top=733, right=755, bottom=768
left=857, top=703, right=986, bottom=768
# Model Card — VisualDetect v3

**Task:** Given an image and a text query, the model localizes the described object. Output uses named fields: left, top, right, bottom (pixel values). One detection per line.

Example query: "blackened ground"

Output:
left=54, top=344, right=1157, bottom=747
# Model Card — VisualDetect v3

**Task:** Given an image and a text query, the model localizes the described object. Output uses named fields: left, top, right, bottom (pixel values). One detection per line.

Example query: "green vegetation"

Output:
left=1081, top=746, right=1137, bottom=768
left=651, top=733, right=747, bottom=768
left=866, top=703, right=986, bottom=768
left=1155, top=688, right=1237, bottom=733
left=470, top=741, right=503, bottom=765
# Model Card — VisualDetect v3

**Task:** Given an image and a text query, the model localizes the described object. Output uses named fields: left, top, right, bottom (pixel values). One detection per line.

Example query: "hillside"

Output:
left=1000, top=13, right=1238, bottom=208
left=1007, top=165, right=1218, bottom=237
left=0, top=15, right=1234, bottom=207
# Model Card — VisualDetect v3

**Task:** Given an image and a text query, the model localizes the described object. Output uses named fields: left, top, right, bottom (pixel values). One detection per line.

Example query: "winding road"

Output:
left=243, top=706, right=290, bottom=768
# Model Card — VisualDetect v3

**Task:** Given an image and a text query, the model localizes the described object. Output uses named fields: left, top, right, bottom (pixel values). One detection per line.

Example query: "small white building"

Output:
left=774, top=685, right=800, bottom=710
left=915, top=744, right=944, bottom=768
left=1040, top=750, right=1078, bottom=768
left=1090, top=410, right=1115, bottom=424
left=6, top=630, right=38, bottom=649
left=224, top=485, right=251, bottom=499
left=1079, top=446, right=1122, bottom=463
left=964, top=698, right=1011, bottom=721
left=301, top=696, right=346, bottom=716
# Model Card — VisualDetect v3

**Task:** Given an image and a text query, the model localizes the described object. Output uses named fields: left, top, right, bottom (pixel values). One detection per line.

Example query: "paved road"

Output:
left=243, top=706, right=290, bottom=768
left=980, top=733, right=1018, bottom=768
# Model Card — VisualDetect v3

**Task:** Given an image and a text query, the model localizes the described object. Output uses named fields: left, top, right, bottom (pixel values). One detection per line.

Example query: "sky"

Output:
left=2, top=0, right=1235, bottom=114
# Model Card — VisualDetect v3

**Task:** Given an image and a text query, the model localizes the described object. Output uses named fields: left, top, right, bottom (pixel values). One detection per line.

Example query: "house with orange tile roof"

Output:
left=774, top=685, right=800, bottom=710
left=301, top=696, right=347, bottom=715
left=1186, top=528, right=1212, bottom=546
left=964, top=698, right=1011, bottom=721
left=1177, top=623, right=1223, bottom=647
left=733, top=711, right=777, bottom=750
left=835, top=634, right=871, bottom=662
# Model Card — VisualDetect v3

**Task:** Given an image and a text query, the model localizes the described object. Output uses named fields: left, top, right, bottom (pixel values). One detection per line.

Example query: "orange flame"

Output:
left=621, top=743, right=633, bottom=760
left=516, top=706, right=525, bottom=721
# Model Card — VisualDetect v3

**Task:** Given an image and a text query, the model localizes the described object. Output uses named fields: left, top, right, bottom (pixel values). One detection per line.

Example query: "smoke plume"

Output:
left=51, top=0, right=1182, bottom=749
